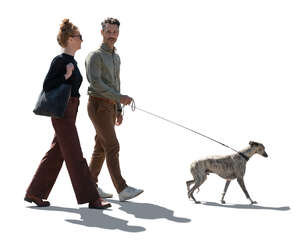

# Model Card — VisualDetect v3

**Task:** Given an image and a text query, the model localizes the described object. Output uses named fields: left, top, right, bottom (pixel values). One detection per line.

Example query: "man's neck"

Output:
left=103, top=42, right=114, bottom=51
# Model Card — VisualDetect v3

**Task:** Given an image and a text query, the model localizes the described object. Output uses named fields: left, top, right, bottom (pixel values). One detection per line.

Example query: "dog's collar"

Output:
left=239, top=152, right=250, bottom=161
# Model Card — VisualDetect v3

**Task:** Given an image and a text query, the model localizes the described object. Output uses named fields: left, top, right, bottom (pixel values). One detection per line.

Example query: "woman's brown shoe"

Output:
left=24, top=194, right=50, bottom=207
left=89, top=197, right=111, bottom=209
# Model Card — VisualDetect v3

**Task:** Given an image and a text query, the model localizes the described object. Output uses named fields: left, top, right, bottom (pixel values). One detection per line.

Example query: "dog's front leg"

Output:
left=221, top=180, right=231, bottom=204
left=237, top=178, right=257, bottom=204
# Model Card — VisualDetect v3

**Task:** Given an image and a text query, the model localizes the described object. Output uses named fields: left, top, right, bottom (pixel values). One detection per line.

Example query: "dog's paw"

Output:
left=221, top=200, right=226, bottom=204
left=251, top=201, right=258, bottom=205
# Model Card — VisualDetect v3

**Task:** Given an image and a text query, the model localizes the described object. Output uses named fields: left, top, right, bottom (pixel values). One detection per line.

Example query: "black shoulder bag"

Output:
left=33, top=83, right=72, bottom=118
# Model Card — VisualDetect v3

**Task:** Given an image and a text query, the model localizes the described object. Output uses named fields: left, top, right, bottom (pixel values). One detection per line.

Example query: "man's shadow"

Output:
left=197, top=201, right=290, bottom=211
left=28, top=206, right=145, bottom=232
left=107, top=199, right=191, bottom=222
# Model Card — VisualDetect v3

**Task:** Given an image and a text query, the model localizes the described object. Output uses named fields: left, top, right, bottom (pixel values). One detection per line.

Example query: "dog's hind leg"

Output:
left=186, top=180, right=195, bottom=192
left=188, top=174, right=207, bottom=204
left=237, top=177, right=257, bottom=204
left=220, top=180, right=231, bottom=204
left=188, top=183, right=200, bottom=203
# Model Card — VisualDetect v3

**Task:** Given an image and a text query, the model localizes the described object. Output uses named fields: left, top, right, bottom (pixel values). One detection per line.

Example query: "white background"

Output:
left=0, top=0, right=299, bottom=243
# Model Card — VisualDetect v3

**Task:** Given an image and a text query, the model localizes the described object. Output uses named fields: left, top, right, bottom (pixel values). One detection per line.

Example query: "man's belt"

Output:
left=90, top=95, right=116, bottom=104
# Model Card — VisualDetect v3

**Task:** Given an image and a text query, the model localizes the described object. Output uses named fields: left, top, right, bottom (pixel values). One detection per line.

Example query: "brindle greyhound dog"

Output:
left=186, top=141, right=268, bottom=204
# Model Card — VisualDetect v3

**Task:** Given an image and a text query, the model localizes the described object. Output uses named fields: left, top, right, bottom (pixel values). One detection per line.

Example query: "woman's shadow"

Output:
left=28, top=200, right=191, bottom=232
left=28, top=206, right=144, bottom=232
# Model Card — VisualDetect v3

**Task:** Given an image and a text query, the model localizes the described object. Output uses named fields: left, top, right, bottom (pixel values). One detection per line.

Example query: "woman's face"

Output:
left=67, top=30, right=83, bottom=50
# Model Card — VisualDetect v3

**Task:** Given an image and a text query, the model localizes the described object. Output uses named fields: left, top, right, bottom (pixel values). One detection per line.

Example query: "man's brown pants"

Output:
left=26, top=97, right=99, bottom=204
left=87, top=96, right=127, bottom=193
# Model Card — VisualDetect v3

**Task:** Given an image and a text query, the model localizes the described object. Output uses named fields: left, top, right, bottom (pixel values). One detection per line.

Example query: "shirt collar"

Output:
left=100, top=43, right=116, bottom=54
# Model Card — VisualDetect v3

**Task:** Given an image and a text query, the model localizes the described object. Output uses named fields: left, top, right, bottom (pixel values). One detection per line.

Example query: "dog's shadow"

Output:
left=27, top=200, right=191, bottom=232
left=199, top=201, right=290, bottom=211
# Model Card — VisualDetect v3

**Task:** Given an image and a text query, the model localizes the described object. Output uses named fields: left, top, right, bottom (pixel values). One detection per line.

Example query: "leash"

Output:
left=122, top=100, right=249, bottom=161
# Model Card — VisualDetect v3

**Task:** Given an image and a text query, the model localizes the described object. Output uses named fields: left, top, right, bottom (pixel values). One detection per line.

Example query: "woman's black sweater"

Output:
left=43, top=53, right=82, bottom=98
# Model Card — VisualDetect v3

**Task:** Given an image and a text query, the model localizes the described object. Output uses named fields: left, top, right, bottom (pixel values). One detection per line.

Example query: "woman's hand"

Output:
left=64, top=63, right=74, bottom=80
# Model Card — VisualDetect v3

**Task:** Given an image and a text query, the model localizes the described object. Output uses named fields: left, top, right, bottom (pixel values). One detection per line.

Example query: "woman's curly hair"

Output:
left=57, top=19, right=78, bottom=47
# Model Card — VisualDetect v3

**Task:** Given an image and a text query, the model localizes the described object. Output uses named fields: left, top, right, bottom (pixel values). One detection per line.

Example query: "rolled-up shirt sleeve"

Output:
left=85, top=53, right=121, bottom=103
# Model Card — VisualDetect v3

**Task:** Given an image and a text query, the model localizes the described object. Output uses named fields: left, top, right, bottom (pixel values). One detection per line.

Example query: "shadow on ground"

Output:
left=199, top=201, right=290, bottom=211
left=28, top=200, right=191, bottom=232
left=107, top=199, right=191, bottom=222
left=28, top=206, right=145, bottom=232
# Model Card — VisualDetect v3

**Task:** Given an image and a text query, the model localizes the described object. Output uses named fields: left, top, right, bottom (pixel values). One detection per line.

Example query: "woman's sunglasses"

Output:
left=71, top=34, right=83, bottom=41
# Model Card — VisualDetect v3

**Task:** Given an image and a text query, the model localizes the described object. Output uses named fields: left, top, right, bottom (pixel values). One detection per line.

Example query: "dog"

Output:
left=186, top=141, right=268, bottom=204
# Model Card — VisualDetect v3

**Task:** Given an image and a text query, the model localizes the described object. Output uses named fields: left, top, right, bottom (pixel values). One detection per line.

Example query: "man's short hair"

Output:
left=101, top=18, right=120, bottom=30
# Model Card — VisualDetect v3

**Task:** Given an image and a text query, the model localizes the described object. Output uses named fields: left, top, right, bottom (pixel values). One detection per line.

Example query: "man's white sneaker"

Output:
left=97, top=187, right=113, bottom=198
left=118, top=186, right=144, bottom=202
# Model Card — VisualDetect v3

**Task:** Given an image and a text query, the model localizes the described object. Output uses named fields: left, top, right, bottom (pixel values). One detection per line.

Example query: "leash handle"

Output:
left=121, top=99, right=136, bottom=116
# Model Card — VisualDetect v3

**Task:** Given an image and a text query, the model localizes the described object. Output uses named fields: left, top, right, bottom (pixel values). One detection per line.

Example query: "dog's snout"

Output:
left=263, top=152, right=268, bottom=157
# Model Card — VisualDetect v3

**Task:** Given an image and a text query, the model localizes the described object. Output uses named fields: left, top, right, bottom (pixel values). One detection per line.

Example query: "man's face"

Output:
left=101, top=23, right=119, bottom=47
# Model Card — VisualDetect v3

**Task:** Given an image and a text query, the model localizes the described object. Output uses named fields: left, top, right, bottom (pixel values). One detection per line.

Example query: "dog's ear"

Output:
left=249, top=141, right=259, bottom=146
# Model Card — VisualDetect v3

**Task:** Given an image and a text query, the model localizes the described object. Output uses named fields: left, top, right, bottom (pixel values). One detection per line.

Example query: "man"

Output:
left=85, top=17, right=143, bottom=201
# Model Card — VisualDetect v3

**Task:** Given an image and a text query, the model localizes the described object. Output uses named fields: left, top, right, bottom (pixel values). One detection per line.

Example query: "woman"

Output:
left=24, top=19, right=111, bottom=209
